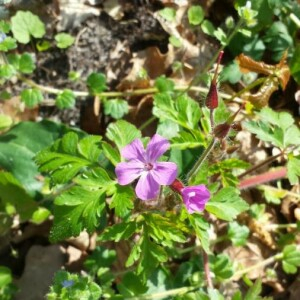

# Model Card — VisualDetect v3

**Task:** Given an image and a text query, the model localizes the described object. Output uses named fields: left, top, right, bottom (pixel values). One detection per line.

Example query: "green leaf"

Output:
left=0, top=64, right=15, bottom=79
left=0, top=172, right=37, bottom=221
left=153, top=93, right=201, bottom=131
left=243, top=107, right=299, bottom=149
left=206, top=187, right=249, bottom=221
left=158, top=7, right=176, bottom=22
left=136, top=235, right=168, bottom=282
left=0, top=266, right=12, bottom=287
left=117, top=272, right=148, bottom=297
left=36, top=132, right=91, bottom=185
left=106, top=120, right=141, bottom=152
left=31, top=207, right=51, bottom=224
left=55, top=89, right=75, bottom=109
left=210, top=254, right=234, bottom=281
left=228, top=221, right=250, bottom=246
left=109, top=185, right=134, bottom=218
left=213, top=27, right=227, bottom=45
left=144, top=214, right=187, bottom=245
left=55, top=33, right=75, bottom=49
left=287, top=155, right=300, bottom=185
left=98, top=221, right=138, bottom=242
left=101, top=141, right=120, bottom=166
left=201, top=20, right=215, bottom=36
left=0, top=114, right=12, bottom=130
left=20, top=88, right=43, bottom=108
left=77, top=135, right=102, bottom=162
left=11, top=11, right=45, bottom=44
left=171, top=130, right=205, bottom=149
left=290, top=44, right=300, bottom=84
left=0, top=21, right=11, bottom=34
left=190, top=214, right=210, bottom=253
left=154, top=76, right=175, bottom=93
left=188, top=5, right=204, bottom=25
left=282, top=245, right=300, bottom=274
left=244, top=279, right=262, bottom=300
left=220, top=61, right=242, bottom=84
left=0, top=36, right=17, bottom=51
left=50, top=188, right=106, bottom=241
left=36, top=40, right=51, bottom=52
left=104, top=99, right=129, bottom=119
left=0, top=120, right=69, bottom=194
left=87, top=73, right=107, bottom=94
left=19, top=53, right=35, bottom=73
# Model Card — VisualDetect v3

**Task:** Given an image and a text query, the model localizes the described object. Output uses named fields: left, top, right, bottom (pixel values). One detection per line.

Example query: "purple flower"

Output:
left=115, top=134, right=177, bottom=200
left=181, top=184, right=210, bottom=214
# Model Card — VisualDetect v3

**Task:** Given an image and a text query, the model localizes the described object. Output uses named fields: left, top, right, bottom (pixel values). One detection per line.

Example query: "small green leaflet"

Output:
left=189, top=214, right=210, bottom=253
left=206, top=187, right=249, bottom=221
left=287, top=155, right=300, bottom=185
left=21, top=88, right=43, bottom=108
left=0, top=36, right=17, bottom=51
left=87, top=72, right=107, bottom=94
left=55, top=33, right=75, bottom=49
left=188, top=5, right=204, bottom=25
left=282, top=245, right=300, bottom=274
left=55, top=89, right=75, bottom=109
left=7, top=53, right=35, bottom=74
left=104, top=99, right=129, bottom=119
left=228, top=221, right=250, bottom=246
left=210, top=254, right=234, bottom=281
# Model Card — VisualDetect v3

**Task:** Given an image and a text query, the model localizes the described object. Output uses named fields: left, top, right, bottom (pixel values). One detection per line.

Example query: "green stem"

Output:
left=231, top=252, right=283, bottom=279
left=228, top=77, right=267, bottom=101
left=126, top=285, right=199, bottom=300
left=187, top=138, right=217, bottom=183
left=139, top=116, right=157, bottom=131
left=17, top=74, right=243, bottom=105
left=264, top=223, right=297, bottom=231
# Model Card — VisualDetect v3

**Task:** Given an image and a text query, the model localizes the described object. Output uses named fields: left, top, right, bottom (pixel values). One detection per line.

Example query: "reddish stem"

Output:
left=239, top=167, right=287, bottom=189
left=203, top=251, right=213, bottom=289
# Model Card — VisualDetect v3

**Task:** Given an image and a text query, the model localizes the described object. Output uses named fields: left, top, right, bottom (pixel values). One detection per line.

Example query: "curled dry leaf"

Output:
left=243, top=76, right=279, bottom=108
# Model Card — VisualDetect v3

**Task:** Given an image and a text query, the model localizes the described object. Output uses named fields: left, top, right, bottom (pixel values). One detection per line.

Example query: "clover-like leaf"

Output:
left=21, top=88, right=43, bottom=108
left=11, top=11, right=45, bottom=44
left=55, top=33, right=75, bottom=49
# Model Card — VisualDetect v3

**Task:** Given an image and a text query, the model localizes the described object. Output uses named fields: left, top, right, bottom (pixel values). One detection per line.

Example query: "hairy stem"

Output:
left=239, top=167, right=287, bottom=189
left=187, top=138, right=217, bottom=183
left=203, top=250, right=213, bottom=289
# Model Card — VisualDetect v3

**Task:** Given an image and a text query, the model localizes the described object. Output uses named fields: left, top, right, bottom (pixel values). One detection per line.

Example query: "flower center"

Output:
left=144, top=163, right=153, bottom=171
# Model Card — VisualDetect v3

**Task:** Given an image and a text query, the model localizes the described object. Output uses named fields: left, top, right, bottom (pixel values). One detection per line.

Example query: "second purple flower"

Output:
left=115, top=134, right=178, bottom=200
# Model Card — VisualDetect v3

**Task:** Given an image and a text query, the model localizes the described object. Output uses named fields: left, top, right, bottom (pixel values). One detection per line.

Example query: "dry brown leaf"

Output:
left=236, top=54, right=274, bottom=75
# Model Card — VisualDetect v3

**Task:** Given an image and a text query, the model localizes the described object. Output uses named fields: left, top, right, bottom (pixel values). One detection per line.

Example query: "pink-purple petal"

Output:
left=182, top=184, right=210, bottom=214
left=151, top=162, right=178, bottom=185
left=146, top=134, right=170, bottom=162
left=135, top=172, right=160, bottom=200
left=115, top=161, right=144, bottom=185
left=121, top=138, right=146, bottom=162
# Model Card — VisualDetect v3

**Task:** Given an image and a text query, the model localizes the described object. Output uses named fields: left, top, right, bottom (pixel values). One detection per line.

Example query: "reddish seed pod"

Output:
left=205, top=51, right=224, bottom=110
left=213, top=123, right=231, bottom=140
left=231, top=122, right=242, bottom=131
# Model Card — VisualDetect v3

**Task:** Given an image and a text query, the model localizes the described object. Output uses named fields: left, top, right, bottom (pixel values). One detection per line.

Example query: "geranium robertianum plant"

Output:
left=1, top=2, right=300, bottom=299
